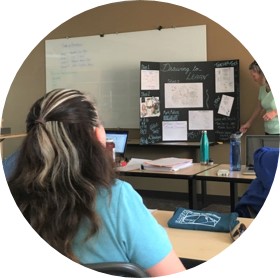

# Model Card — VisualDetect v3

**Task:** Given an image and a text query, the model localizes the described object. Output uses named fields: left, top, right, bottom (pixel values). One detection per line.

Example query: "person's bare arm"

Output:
left=146, top=249, right=186, bottom=277
left=263, top=109, right=278, bottom=121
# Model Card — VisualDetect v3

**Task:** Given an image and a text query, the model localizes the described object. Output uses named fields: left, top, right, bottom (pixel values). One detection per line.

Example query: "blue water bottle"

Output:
left=200, top=130, right=209, bottom=165
left=230, top=132, right=242, bottom=171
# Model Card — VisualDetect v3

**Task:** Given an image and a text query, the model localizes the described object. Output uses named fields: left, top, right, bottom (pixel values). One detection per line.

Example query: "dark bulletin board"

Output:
left=139, top=59, right=240, bottom=144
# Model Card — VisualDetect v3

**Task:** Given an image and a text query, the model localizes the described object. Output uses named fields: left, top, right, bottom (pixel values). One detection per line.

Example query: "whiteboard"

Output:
left=45, top=25, right=207, bottom=128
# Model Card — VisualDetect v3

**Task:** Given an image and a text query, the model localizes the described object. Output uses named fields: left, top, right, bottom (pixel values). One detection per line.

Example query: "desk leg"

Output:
left=188, top=179, right=197, bottom=209
left=230, top=182, right=238, bottom=212
left=201, top=180, right=207, bottom=206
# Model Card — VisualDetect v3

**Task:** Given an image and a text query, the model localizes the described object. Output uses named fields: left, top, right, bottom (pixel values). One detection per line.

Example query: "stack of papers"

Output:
left=142, top=157, right=193, bottom=172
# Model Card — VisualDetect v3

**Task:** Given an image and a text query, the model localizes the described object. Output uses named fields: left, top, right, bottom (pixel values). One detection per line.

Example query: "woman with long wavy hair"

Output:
left=8, top=88, right=185, bottom=277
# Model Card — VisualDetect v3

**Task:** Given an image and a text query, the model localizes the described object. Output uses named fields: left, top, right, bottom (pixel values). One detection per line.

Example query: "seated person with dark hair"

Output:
left=235, top=147, right=279, bottom=218
left=4, top=89, right=186, bottom=277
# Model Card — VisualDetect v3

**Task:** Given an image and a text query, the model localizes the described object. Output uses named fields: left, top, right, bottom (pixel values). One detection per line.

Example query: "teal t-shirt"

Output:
left=72, top=179, right=172, bottom=270
left=259, top=85, right=279, bottom=134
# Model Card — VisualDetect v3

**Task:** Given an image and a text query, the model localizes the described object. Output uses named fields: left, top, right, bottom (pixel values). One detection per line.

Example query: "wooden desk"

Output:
left=127, top=138, right=215, bottom=147
left=118, top=163, right=218, bottom=209
left=0, top=133, right=26, bottom=141
left=0, top=133, right=26, bottom=157
left=195, top=164, right=256, bottom=212
left=152, top=210, right=253, bottom=263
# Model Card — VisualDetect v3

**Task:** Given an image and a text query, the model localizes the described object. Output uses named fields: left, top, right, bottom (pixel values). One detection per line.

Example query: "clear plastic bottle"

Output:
left=230, top=133, right=241, bottom=171
left=106, top=139, right=115, bottom=162
left=200, top=130, right=209, bottom=165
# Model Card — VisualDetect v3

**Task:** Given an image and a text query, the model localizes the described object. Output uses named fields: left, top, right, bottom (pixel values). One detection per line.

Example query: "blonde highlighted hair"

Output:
left=9, top=89, right=115, bottom=261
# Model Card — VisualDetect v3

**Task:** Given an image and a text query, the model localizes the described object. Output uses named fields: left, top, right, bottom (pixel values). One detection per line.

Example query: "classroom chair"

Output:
left=83, top=262, right=149, bottom=277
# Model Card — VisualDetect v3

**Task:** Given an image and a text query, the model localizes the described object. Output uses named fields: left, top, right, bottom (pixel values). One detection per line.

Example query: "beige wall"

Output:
left=2, top=1, right=263, bottom=196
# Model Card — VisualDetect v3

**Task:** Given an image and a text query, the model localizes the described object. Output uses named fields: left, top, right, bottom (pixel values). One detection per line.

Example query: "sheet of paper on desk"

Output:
left=117, top=158, right=151, bottom=171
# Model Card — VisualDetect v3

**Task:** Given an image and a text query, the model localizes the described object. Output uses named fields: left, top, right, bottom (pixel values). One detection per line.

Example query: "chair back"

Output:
left=83, top=262, right=149, bottom=277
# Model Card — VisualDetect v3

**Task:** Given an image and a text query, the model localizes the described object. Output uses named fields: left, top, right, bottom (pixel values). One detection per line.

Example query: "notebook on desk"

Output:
left=105, top=129, right=129, bottom=161
left=242, top=135, right=280, bottom=175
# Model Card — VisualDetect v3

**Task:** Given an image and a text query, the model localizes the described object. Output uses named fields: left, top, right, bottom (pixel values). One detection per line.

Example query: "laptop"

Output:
left=105, top=129, right=129, bottom=161
left=242, top=135, right=280, bottom=175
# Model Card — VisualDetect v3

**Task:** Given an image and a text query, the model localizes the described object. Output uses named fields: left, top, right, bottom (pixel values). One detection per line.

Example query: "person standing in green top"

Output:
left=240, top=60, right=279, bottom=135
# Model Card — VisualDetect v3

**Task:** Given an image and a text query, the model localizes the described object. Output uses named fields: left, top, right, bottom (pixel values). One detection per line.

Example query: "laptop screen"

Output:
left=105, top=130, right=129, bottom=156
left=245, top=135, right=280, bottom=166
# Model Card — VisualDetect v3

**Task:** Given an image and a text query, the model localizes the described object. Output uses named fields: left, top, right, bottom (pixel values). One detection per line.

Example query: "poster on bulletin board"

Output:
left=139, top=59, right=240, bottom=144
